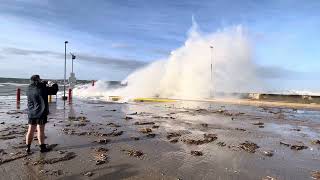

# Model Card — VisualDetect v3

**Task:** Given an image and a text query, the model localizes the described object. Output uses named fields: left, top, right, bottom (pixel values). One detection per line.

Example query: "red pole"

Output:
left=16, top=88, right=21, bottom=102
left=16, top=88, right=21, bottom=108
left=92, top=80, right=95, bottom=86
left=68, top=88, right=72, bottom=104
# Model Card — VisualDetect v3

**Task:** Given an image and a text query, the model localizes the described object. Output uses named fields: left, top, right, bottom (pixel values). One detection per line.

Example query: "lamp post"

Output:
left=69, top=53, right=77, bottom=89
left=70, top=53, right=76, bottom=73
left=210, top=45, right=214, bottom=98
left=63, top=41, right=68, bottom=108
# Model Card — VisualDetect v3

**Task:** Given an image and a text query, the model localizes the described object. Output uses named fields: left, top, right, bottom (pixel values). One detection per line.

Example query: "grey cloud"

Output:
left=111, top=43, right=134, bottom=49
left=151, top=49, right=171, bottom=56
left=3, top=47, right=60, bottom=56
left=1, top=47, right=147, bottom=70
left=76, top=54, right=147, bottom=69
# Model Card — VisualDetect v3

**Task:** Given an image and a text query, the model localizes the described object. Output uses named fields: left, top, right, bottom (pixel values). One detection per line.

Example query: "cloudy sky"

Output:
left=0, top=0, right=319, bottom=91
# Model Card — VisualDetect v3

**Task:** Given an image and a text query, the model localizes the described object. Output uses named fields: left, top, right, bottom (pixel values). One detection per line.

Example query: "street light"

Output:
left=63, top=41, right=68, bottom=108
left=210, top=45, right=214, bottom=98
left=69, top=53, right=77, bottom=90
left=70, top=53, right=76, bottom=73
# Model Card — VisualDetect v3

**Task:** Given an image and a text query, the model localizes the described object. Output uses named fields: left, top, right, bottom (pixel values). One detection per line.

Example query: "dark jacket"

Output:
left=27, top=82, right=58, bottom=119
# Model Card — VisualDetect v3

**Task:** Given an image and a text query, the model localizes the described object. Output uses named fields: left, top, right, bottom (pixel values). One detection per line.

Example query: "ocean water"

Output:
left=0, top=78, right=29, bottom=96
left=0, top=77, right=95, bottom=97
left=0, top=77, right=319, bottom=101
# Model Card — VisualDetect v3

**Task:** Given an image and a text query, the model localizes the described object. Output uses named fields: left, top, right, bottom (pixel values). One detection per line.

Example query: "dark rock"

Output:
left=170, top=139, right=179, bottom=143
left=204, top=134, right=218, bottom=142
left=235, top=128, right=246, bottom=131
left=311, top=140, right=320, bottom=145
left=62, top=128, right=76, bottom=135
left=152, top=116, right=174, bottom=119
left=0, top=149, right=7, bottom=155
left=191, top=150, right=203, bottom=156
left=0, top=135, right=16, bottom=140
left=252, top=122, right=264, bottom=126
left=125, top=116, right=133, bottom=120
left=95, top=160, right=106, bottom=165
left=39, top=169, right=48, bottom=174
left=280, top=141, right=308, bottom=150
left=217, top=142, right=226, bottom=147
left=195, top=109, right=209, bottom=113
left=239, top=141, right=259, bottom=153
left=84, top=172, right=93, bottom=177
left=92, top=147, right=108, bottom=165
left=152, top=125, right=160, bottom=129
left=262, top=176, right=276, bottom=180
left=106, top=123, right=121, bottom=127
left=291, top=145, right=308, bottom=150
left=167, top=132, right=182, bottom=139
left=280, top=141, right=291, bottom=147
left=6, top=111, right=23, bottom=115
left=106, top=109, right=117, bottom=112
left=200, top=123, right=208, bottom=128
left=68, top=116, right=76, bottom=120
left=182, top=134, right=217, bottom=145
left=95, top=147, right=109, bottom=153
left=96, top=139, right=110, bottom=144
left=98, top=129, right=123, bottom=137
left=146, top=133, right=156, bottom=138
left=77, top=116, right=89, bottom=122
left=128, top=112, right=138, bottom=115
left=51, top=170, right=62, bottom=176
left=259, top=125, right=265, bottom=128
left=111, top=131, right=123, bottom=136
left=122, top=149, right=144, bottom=158
left=262, top=150, right=274, bottom=157
left=140, top=128, right=152, bottom=134
left=45, top=144, right=58, bottom=151
left=134, top=121, right=155, bottom=125
left=131, top=137, right=140, bottom=141
left=58, top=151, right=65, bottom=154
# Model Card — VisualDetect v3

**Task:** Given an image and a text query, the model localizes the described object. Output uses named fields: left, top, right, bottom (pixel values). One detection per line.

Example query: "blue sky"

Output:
left=0, top=0, right=319, bottom=91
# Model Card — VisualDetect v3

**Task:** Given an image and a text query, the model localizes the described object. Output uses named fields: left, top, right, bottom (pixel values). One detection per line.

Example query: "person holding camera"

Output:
left=26, top=75, right=59, bottom=153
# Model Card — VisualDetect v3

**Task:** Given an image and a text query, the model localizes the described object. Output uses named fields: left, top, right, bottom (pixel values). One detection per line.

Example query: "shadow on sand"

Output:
left=57, top=163, right=138, bottom=180
left=55, top=136, right=146, bottom=151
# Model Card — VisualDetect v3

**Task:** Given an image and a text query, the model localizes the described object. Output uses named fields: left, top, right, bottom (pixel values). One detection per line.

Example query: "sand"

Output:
left=0, top=97, right=320, bottom=180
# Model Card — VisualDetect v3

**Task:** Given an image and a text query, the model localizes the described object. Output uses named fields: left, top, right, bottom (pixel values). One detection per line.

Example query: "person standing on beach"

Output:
left=26, top=75, right=58, bottom=153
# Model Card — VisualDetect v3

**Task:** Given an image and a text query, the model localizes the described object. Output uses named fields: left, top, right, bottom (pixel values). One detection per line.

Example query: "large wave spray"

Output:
left=74, top=22, right=263, bottom=100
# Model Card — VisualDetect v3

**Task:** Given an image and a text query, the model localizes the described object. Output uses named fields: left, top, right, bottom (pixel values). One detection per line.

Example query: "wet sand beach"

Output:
left=0, top=97, right=320, bottom=180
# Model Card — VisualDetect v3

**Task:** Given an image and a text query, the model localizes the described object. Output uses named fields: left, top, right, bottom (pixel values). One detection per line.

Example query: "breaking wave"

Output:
left=74, top=22, right=264, bottom=101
